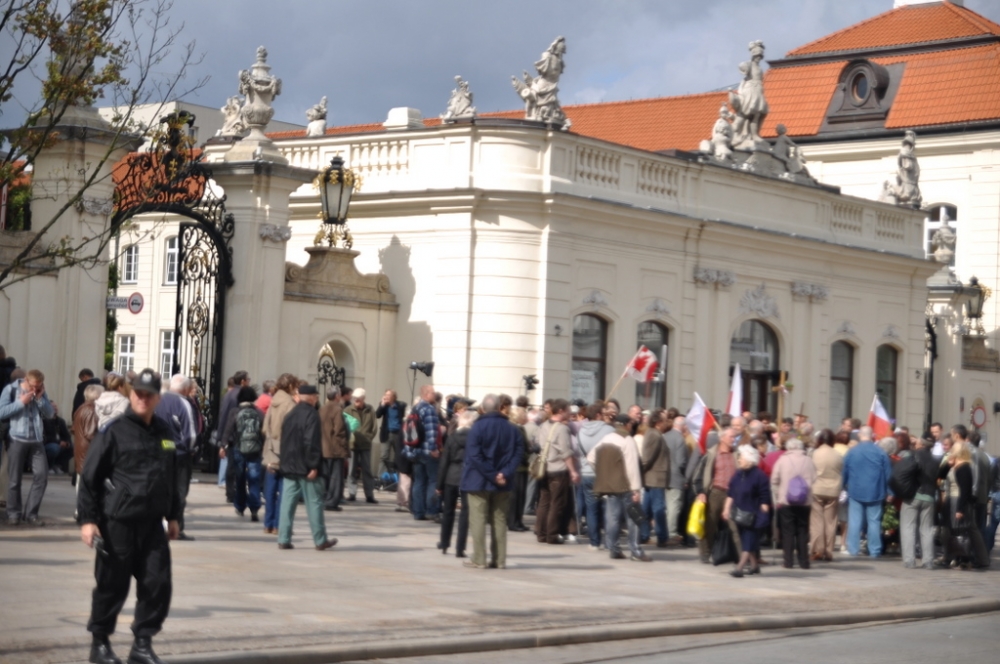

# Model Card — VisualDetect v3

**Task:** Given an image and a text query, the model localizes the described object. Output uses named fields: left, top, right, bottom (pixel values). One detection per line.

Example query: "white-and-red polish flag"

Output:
left=686, top=392, right=717, bottom=455
left=625, top=345, right=659, bottom=383
left=867, top=394, right=893, bottom=440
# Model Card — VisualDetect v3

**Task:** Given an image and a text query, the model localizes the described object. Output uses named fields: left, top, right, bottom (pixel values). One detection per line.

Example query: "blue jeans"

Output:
left=580, top=476, right=603, bottom=547
left=231, top=448, right=263, bottom=515
left=641, top=487, right=667, bottom=545
left=411, top=455, right=440, bottom=520
left=987, top=491, right=1000, bottom=553
left=847, top=498, right=884, bottom=557
left=605, top=492, right=642, bottom=558
left=263, top=471, right=283, bottom=530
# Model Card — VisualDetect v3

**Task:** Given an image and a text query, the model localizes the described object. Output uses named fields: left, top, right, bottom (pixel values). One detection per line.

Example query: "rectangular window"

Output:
left=122, top=245, right=139, bottom=283
left=160, top=330, right=175, bottom=377
left=164, top=237, right=178, bottom=285
left=118, top=335, right=135, bottom=375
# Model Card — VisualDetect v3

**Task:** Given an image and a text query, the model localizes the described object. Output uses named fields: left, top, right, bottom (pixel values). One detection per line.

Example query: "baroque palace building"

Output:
left=64, top=0, right=996, bottom=451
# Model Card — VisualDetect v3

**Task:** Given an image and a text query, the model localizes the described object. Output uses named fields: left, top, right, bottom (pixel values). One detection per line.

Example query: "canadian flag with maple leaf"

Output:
left=625, top=345, right=659, bottom=383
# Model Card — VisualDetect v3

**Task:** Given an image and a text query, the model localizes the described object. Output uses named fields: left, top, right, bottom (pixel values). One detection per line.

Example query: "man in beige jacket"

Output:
left=589, top=415, right=651, bottom=562
left=261, top=374, right=299, bottom=535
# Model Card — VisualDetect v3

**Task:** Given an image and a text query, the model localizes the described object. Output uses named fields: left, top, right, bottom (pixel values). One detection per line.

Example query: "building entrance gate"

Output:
left=112, top=111, right=234, bottom=443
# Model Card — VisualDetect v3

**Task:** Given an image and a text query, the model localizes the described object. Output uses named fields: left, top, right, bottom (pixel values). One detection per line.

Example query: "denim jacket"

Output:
left=0, top=380, right=55, bottom=442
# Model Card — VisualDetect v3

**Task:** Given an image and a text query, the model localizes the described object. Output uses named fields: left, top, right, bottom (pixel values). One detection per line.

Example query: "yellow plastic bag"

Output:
left=686, top=500, right=706, bottom=539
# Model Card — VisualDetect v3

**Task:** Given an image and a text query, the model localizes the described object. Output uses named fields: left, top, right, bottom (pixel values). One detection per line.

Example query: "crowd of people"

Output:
left=1, top=346, right=998, bottom=576
left=1, top=344, right=999, bottom=663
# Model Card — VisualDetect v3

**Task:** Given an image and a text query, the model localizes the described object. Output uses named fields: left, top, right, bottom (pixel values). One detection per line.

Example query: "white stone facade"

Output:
left=804, top=130, right=1000, bottom=451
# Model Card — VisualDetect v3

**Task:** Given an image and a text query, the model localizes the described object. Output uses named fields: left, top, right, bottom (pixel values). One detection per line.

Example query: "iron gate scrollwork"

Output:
left=112, top=110, right=234, bottom=447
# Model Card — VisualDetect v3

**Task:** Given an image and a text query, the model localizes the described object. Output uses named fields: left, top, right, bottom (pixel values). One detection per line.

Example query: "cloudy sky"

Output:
left=10, top=0, right=1000, bottom=129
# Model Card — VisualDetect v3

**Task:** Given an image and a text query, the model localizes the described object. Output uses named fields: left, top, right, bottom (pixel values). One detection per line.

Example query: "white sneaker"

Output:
left=566, top=534, right=578, bottom=544
left=588, top=544, right=601, bottom=551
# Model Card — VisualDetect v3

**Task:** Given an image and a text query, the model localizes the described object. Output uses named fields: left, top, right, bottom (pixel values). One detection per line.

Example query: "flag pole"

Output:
left=605, top=370, right=628, bottom=401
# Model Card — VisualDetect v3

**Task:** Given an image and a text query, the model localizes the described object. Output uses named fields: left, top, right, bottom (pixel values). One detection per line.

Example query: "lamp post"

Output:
left=314, top=155, right=361, bottom=248
left=964, top=276, right=989, bottom=336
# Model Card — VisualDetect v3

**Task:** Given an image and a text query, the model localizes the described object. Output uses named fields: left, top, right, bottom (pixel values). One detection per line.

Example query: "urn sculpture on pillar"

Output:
left=224, top=46, right=287, bottom=163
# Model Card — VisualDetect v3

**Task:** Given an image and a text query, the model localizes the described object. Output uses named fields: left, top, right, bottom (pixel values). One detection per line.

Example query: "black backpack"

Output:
left=889, top=454, right=920, bottom=501
left=234, top=407, right=263, bottom=455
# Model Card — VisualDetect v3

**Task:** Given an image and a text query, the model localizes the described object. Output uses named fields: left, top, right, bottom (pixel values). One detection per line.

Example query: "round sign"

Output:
left=971, top=406, right=987, bottom=429
left=127, top=292, right=144, bottom=315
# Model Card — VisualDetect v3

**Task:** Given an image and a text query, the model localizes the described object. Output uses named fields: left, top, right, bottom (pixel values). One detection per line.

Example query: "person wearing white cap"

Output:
left=345, top=388, right=378, bottom=503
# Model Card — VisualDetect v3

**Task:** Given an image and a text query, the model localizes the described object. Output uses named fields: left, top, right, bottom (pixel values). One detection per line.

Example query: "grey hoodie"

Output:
left=577, top=420, right=614, bottom=478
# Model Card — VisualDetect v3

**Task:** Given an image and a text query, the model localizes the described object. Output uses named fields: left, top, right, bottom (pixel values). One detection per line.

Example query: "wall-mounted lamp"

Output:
left=554, top=324, right=563, bottom=337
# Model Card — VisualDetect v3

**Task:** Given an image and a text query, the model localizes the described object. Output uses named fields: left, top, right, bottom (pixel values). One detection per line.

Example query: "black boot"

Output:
left=89, top=635, right=122, bottom=664
left=128, top=636, right=165, bottom=664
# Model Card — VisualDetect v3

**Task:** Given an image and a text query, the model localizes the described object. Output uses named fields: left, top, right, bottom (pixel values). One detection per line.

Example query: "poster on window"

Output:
left=571, top=370, right=597, bottom=404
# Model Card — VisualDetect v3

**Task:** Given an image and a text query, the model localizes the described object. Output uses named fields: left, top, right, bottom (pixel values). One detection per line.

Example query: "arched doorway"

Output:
left=729, top=320, right=780, bottom=416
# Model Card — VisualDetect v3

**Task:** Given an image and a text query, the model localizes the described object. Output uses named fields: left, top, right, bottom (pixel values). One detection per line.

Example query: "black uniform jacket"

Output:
left=279, top=402, right=322, bottom=478
left=78, top=408, right=181, bottom=524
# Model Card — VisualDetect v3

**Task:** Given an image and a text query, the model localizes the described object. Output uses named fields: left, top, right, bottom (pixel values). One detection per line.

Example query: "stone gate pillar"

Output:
left=25, top=106, right=139, bottom=409
left=209, top=160, right=314, bottom=385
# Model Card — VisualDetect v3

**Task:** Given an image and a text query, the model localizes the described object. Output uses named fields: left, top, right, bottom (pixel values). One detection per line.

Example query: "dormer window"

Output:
left=822, top=58, right=902, bottom=131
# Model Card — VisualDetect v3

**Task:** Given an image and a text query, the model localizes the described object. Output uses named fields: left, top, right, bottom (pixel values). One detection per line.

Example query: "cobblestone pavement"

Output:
left=1, top=474, right=997, bottom=663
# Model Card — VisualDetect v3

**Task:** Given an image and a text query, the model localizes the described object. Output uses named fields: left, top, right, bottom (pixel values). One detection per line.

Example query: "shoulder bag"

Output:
left=529, top=422, right=560, bottom=481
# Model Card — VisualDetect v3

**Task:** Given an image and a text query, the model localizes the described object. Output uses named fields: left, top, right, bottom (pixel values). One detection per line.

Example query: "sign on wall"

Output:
left=127, top=292, right=144, bottom=315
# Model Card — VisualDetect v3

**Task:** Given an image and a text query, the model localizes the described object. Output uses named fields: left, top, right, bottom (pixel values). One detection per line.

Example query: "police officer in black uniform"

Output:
left=78, top=369, right=180, bottom=664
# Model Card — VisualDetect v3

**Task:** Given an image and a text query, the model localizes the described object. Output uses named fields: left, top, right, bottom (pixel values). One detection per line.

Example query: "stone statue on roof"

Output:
left=219, top=96, right=247, bottom=137
left=729, top=40, right=769, bottom=150
left=878, top=130, right=922, bottom=207
left=930, top=218, right=956, bottom=265
left=699, top=104, right=735, bottom=161
left=512, top=36, right=571, bottom=130
left=771, top=124, right=809, bottom=176
left=306, top=96, right=328, bottom=137
left=441, top=76, right=476, bottom=121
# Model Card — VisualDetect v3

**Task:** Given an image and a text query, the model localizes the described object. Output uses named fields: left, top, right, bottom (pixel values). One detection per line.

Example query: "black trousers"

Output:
left=507, top=471, right=527, bottom=528
left=439, top=484, right=469, bottom=553
left=323, top=457, right=346, bottom=509
left=89, top=519, right=172, bottom=638
left=175, top=455, right=192, bottom=533
left=779, top=505, right=811, bottom=568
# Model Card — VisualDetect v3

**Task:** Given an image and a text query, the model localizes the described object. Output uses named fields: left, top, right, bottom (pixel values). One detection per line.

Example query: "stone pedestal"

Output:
left=23, top=106, right=138, bottom=409
left=209, top=160, right=315, bottom=384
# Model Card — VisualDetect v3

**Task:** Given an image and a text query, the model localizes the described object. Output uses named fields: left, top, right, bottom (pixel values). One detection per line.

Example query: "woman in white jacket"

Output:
left=94, top=373, right=130, bottom=429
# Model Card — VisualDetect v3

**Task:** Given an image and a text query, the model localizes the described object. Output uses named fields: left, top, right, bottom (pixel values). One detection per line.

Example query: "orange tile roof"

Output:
left=760, top=61, right=847, bottom=137
left=562, top=92, right=728, bottom=152
left=879, top=43, right=1000, bottom=128
left=788, top=1, right=1000, bottom=57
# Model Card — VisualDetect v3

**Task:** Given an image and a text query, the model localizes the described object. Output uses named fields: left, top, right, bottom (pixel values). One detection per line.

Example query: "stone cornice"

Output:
left=284, top=246, right=398, bottom=311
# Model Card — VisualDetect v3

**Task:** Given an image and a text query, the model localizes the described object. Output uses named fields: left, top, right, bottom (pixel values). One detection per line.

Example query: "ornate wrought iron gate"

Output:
left=172, top=213, right=233, bottom=433
left=112, top=110, right=234, bottom=438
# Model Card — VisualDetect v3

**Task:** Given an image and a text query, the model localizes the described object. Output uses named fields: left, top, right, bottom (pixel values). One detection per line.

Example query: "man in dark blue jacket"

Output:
left=460, top=394, right=521, bottom=569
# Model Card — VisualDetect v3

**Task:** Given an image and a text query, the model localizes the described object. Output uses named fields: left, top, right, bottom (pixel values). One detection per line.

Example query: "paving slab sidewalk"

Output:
left=0, top=475, right=997, bottom=664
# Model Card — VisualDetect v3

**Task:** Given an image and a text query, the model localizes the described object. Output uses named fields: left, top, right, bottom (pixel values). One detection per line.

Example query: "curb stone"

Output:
left=170, top=596, right=1000, bottom=664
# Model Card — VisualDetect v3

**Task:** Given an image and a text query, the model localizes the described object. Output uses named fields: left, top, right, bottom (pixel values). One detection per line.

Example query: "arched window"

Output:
left=829, top=341, right=854, bottom=428
left=571, top=314, right=607, bottom=404
left=876, top=345, right=898, bottom=420
left=924, top=204, right=957, bottom=265
left=164, top=236, right=178, bottom=285
left=635, top=321, right=668, bottom=411
left=730, top=320, right=779, bottom=415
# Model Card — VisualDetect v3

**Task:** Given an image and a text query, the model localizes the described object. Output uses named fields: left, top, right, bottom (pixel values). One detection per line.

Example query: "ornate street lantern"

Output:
left=314, top=156, right=361, bottom=248
left=964, top=276, right=990, bottom=336
left=316, top=343, right=346, bottom=402
left=317, top=156, right=359, bottom=225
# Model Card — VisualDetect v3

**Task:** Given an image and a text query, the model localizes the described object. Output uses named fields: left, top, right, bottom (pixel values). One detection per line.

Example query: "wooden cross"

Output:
left=771, top=371, right=790, bottom=423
